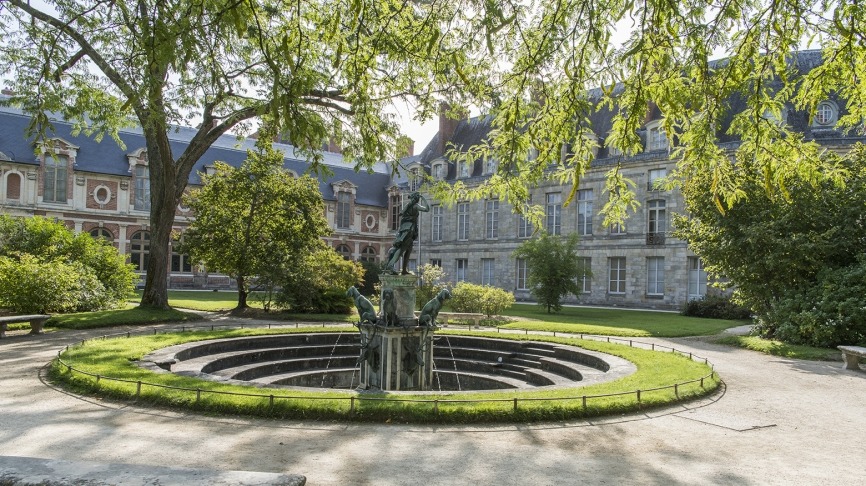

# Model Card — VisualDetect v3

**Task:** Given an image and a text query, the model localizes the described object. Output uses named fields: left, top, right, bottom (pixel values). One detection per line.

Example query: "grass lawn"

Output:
left=498, top=303, right=746, bottom=337
left=48, top=306, right=200, bottom=330
left=713, top=335, right=840, bottom=361
left=51, top=327, right=719, bottom=423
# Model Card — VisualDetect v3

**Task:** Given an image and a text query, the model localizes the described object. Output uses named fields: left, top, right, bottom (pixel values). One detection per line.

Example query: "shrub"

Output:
left=0, top=255, right=83, bottom=313
left=274, top=245, right=364, bottom=313
left=757, top=259, right=866, bottom=348
left=681, top=295, right=752, bottom=320
left=0, top=215, right=136, bottom=310
left=450, top=282, right=515, bottom=317
left=416, top=263, right=448, bottom=309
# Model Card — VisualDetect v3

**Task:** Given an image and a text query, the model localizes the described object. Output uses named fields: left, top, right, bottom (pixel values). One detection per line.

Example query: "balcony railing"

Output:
left=646, top=232, right=666, bottom=245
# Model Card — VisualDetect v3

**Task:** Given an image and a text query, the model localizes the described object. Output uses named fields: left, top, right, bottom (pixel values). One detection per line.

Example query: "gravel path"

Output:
left=0, top=321, right=863, bottom=485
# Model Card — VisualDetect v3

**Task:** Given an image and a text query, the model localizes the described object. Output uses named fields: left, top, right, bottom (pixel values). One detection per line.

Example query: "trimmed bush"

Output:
left=416, top=263, right=448, bottom=309
left=681, top=295, right=752, bottom=320
left=450, top=282, right=515, bottom=317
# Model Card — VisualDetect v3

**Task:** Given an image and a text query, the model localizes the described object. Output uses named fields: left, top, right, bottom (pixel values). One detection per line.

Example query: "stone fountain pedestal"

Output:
left=356, top=274, right=436, bottom=391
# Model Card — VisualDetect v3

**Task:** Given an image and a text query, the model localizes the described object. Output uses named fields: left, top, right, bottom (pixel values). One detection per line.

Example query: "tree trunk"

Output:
left=139, top=183, right=177, bottom=309
left=236, top=275, right=249, bottom=310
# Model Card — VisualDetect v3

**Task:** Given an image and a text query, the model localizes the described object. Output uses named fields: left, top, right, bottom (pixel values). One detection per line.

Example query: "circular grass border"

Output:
left=50, top=325, right=721, bottom=423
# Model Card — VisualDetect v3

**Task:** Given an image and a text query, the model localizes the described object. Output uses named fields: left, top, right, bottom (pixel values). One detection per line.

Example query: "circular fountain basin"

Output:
left=140, top=332, right=636, bottom=392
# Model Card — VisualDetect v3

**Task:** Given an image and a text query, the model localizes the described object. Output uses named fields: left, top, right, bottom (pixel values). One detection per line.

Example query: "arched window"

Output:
left=813, top=100, right=838, bottom=126
left=5, top=172, right=21, bottom=200
left=360, top=246, right=377, bottom=262
left=89, top=227, right=114, bottom=242
left=336, top=244, right=352, bottom=260
left=130, top=231, right=150, bottom=271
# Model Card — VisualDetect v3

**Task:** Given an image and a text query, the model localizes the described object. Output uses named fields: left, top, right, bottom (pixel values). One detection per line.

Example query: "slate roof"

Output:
left=413, top=49, right=863, bottom=176
left=0, top=103, right=392, bottom=207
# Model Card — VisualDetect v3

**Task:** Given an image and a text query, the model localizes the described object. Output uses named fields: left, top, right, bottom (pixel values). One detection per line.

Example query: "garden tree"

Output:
left=425, top=0, right=865, bottom=230
left=180, top=136, right=331, bottom=310
left=512, top=233, right=585, bottom=313
left=674, top=146, right=866, bottom=347
left=0, top=215, right=137, bottom=311
left=0, top=0, right=485, bottom=309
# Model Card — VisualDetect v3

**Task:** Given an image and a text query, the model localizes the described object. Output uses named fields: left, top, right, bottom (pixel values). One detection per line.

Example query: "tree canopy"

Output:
left=0, top=0, right=480, bottom=308
left=2, top=0, right=865, bottom=307
left=180, top=135, right=331, bottom=310
left=674, top=145, right=866, bottom=346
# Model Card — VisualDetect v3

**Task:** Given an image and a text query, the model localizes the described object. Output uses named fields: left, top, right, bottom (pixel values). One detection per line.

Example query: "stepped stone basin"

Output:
left=140, top=332, right=637, bottom=392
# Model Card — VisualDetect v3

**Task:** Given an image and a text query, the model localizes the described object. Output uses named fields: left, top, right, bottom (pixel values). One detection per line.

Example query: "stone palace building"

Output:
left=0, top=51, right=862, bottom=309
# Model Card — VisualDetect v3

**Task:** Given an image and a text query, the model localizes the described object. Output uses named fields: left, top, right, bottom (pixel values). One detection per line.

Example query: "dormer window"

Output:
left=645, top=120, right=668, bottom=151
left=458, top=160, right=470, bottom=178
left=813, top=100, right=838, bottom=127
left=485, top=157, right=498, bottom=175
left=432, top=162, right=446, bottom=180
left=409, top=167, right=422, bottom=191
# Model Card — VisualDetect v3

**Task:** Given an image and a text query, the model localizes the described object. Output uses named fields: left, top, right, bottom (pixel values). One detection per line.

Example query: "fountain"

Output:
left=349, top=191, right=442, bottom=391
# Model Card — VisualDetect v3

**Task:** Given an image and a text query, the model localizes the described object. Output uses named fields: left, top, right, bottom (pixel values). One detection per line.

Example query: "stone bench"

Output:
left=436, top=312, right=486, bottom=328
left=838, top=345, right=866, bottom=370
left=0, top=314, right=51, bottom=338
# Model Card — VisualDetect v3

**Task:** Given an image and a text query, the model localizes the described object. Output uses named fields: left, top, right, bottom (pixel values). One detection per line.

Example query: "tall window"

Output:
left=610, top=222, right=626, bottom=235
left=648, top=168, right=667, bottom=191
left=134, top=165, right=150, bottom=211
left=43, top=154, right=68, bottom=203
left=609, top=257, right=626, bottom=294
left=336, top=192, right=351, bottom=229
left=578, top=257, right=591, bottom=293
left=481, top=258, right=495, bottom=285
left=456, top=258, right=468, bottom=282
left=390, top=194, right=401, bottom=231
left=648, top=199, right=667, bottom=234
left=360, top=246, right=377, bottom=262
left=577, top=189, right=593, bottom=236
left=517, top=197, right=533, bottom=238
left=89, top=227, right=114, bottom=243
left=647, top=257, right=665, bottom=295
left=515, top=258, right=528, bottom=290
left=336, top=244, right=352, bottom=259
left=431, top=205, right=443, bottom=242
left=130, top=231, right=150, bottom=271
left=171, top=236, right=192, bottom=273
left=545, top=193, right=561, bottom=235
left=485, top=199, right=499, bottom=239
left=457, top=202, right=469, bottom=240
left=688, top=257, right=708, bottom=299
left=429, top=258, right=442, bottom=268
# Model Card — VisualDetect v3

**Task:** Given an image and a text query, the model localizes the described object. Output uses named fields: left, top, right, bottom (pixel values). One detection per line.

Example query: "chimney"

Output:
left=438, top=102, right=466, bottom=155
left=397, top=135, right=414, bottom=157
left=326, top=137, right=342, bottom=154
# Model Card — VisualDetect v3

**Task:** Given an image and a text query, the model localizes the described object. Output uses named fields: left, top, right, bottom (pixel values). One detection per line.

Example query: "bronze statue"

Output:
left=380, top=288, right=399, bottom=327
left=347, top=286, right=377, bottom=324
left=419, top=289, right=451, bottom=327
left=386, top=192, right=429, bottom=274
